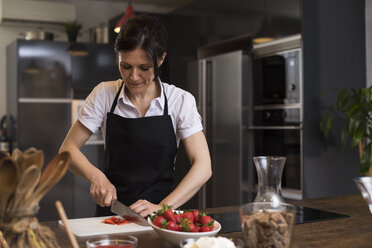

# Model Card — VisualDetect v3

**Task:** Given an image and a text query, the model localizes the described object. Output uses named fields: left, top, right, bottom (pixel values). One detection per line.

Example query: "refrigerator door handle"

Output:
left=198, top=59, right=207, bottom=209
left=199, top=60, right=207, bottom=130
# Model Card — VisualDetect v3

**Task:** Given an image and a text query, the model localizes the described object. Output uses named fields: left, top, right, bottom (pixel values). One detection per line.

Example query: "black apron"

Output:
left=96, top=81, right=177, bottom=216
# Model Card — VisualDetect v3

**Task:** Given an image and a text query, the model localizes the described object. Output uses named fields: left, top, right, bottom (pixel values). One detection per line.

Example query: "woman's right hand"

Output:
left=89, top=173, right=117, bottom=207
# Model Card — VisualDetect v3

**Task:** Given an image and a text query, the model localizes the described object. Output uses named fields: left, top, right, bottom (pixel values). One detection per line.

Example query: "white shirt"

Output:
left=78, top=79, right=203, bottom=146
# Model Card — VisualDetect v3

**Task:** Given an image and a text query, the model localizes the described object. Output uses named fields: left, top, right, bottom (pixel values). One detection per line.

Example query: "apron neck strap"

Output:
left=110, top=81, right=169, bottom=116
left=110, top=80, right=125, bottom=114
left=163, top=85, right=168, bottom=116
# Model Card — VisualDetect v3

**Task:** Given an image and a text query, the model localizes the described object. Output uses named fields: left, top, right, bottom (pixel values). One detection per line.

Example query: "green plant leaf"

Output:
left=368, top=126, right=372, bottom=139
left=360, top=142, right=372, bottom=174
left=345, top=104, right=360, bottom=119
left=320, top=114, right=334, bottom=137
left=348, top=117, right=359, bottom=135
left=351, top=122, right=365, bottom=147
left=336, top=88, right=350, bottom=111
left=64, top=20, right=83, bottom=36
left=340, top=128, right=349, bottom=149
left=360, top=88, right=371, bottom=103
left=320, top=86, right=372, bottom=173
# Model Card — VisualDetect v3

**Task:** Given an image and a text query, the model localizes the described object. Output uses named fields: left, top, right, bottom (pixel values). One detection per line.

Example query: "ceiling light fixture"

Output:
left=253, top=0, right=275, bottom=44
left=114, top=1, right=135, bottom=34
left=67, top=43, right=89, bottom=56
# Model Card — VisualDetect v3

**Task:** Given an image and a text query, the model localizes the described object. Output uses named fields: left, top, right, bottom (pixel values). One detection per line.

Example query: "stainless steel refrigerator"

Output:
left=186, top=50, right=252, bottom=208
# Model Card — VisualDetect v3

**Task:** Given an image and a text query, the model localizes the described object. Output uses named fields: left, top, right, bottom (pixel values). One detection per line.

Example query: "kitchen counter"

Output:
left=43, top=194, right=372, bottom=247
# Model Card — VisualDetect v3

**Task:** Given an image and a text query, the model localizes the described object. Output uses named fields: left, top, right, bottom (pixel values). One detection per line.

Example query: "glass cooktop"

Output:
left=210, top=206, right=349, bottom=233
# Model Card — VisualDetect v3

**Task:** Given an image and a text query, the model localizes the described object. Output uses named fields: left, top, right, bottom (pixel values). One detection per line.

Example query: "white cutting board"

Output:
left=58, top=216, right=153, bottom=237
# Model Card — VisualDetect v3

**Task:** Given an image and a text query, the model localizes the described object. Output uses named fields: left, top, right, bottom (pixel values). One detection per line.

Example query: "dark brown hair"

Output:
left=114, top=14, right=168, bottom=81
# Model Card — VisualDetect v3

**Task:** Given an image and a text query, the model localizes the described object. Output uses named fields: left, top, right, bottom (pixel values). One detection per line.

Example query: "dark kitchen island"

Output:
left=43, top=194, right=372, bottom=248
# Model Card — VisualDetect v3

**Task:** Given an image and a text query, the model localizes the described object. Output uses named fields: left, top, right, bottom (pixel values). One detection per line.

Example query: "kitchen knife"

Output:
left=111, top=199, right=151, bottom=226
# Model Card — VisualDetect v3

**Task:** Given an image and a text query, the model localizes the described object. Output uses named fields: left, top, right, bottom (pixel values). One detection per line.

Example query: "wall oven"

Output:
left=246, top=35, right=303, bottom=201
left=253, top=48, right=301, bottom=105
left=248, top=106, right=303, bottom=199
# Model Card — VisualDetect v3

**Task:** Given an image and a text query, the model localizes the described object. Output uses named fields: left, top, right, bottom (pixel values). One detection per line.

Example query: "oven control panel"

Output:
left=253, top=108, right=301, bottom=126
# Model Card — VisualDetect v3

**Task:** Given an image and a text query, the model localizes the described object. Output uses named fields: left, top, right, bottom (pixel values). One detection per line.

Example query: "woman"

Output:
left=60, top=14, right=212, bottom=217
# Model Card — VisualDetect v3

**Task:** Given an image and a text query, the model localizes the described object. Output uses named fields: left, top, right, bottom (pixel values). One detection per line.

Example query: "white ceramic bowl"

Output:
left=147, top=217, right=221, bottom=245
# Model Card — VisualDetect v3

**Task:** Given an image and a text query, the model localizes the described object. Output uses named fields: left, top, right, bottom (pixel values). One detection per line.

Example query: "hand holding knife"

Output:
left=111, top=199, right=151, bottom=226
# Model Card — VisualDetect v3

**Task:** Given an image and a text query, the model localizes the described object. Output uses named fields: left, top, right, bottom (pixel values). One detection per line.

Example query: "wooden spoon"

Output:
left=23, top=147, right=37, bottom=155
left=10, top=164, right=40, bottom=210
left=0, top=150, right=9, bottom=163
left=0, top=158, right=18, bottom=219
left=11, top=148, right=22, bottom=162
left=18, top=150, right=44, bottom=174
left=0, top=230, right=9, bottom=248
left=25, top=151, right=70, bottom=207
left=55, top=201, right=80, bottom=248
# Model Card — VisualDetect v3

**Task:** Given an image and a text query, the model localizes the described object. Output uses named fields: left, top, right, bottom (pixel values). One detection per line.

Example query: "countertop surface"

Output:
left=42, top=194, right=372, bottom=248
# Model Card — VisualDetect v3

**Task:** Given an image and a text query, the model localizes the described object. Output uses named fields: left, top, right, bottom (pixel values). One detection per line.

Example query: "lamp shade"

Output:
left=253, top=17, right=275, bottom=44
left=67, top=43, right=89, bottom=56
left=114, top=3, right=134, bottom=33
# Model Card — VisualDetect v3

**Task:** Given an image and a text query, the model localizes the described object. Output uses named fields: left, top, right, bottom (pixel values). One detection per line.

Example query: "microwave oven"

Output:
left=252, top=48, right=302, bottom=106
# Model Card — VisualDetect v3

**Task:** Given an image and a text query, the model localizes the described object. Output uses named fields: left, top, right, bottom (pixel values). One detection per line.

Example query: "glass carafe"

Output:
left=354, top=177, right=372, bottom=213
left=253, top=156, right=286, bottom=205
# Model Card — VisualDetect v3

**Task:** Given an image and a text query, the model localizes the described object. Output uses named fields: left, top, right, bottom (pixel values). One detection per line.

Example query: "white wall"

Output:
left=0, top=0, right=172, bottom=118
left=367, top=0, right=372, bottom=87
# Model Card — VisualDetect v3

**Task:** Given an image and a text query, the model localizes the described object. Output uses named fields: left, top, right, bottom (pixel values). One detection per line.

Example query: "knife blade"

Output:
left=111, top=199, right=151, bottom=226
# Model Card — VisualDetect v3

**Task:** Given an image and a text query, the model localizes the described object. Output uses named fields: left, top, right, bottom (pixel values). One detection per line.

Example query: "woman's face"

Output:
left=118, top=48, right=164, bottom=95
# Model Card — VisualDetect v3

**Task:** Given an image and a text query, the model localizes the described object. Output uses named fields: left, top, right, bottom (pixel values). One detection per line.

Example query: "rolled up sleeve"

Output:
left=78, top=84, right=107, bottom=134
left=176, top=92, right=203, bottom=140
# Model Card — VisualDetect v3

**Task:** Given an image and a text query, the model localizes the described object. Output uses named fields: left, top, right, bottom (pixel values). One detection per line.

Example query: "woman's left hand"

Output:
left=129, top=199, right=162, bottom=217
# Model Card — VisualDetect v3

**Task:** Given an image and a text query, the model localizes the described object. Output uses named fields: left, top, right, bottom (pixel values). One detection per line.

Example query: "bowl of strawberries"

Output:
left=148, top=204, right=221, bottom=245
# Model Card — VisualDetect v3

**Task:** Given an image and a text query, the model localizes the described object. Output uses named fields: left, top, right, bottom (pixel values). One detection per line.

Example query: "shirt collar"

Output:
left=118, top=79, right=165, bottom=110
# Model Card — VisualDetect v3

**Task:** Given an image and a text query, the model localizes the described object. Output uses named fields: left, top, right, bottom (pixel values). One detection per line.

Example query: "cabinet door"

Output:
left=17, top=40, right=71, bottom=98
left=71, top=43, right=120, bottom=91
left=18, top=102, right=72, bottom=221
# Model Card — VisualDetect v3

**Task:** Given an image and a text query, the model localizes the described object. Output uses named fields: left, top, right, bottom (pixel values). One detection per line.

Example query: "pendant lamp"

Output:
left=67, top=43, right=89, bottom=56
left=114, top=1, right=135, bottom=33
left=253, top=0, right=275, bottom=44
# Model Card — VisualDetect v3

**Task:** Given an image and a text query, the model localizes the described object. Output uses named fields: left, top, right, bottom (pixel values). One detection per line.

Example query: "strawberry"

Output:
left=179, top=218, right=194, bottom=232
left=181, top=211, right=195, bottom=223
left=153, top=216, right=167, bottom=228
left=154, top=203, right=173, bottom=217
left=192, top=210, right=200, bottom=223
left=174, top=213, right=182, bottom=223
left=186, top=222, right=198, bottom=232
left=190, top=224, right=200, bottom=232
left=199, top=225, right=213, bottom=232
left=164, top=209, right=177, bottom=223
left=199, top=215, right=214, bottom=227
left=166, top=221, right=182, bottom=231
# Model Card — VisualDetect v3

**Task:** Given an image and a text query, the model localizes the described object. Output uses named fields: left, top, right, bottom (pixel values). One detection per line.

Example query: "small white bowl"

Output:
left=147, top=217, right=221, bottom=245
left=179, top=237, right=244, bottom=248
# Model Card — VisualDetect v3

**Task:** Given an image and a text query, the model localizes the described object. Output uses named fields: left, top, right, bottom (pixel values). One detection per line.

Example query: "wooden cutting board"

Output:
left=58, top=215, right=153, bottom=237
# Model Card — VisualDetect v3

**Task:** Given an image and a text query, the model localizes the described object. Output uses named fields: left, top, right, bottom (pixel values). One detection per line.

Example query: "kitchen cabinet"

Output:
left=6, top=39, right=119, bottom=221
